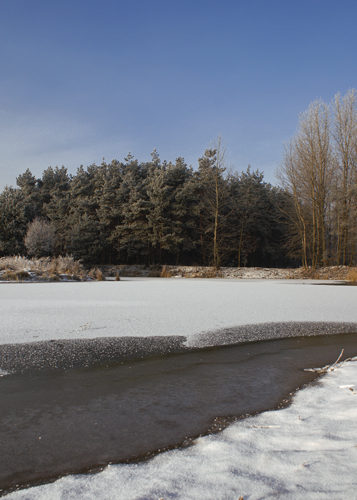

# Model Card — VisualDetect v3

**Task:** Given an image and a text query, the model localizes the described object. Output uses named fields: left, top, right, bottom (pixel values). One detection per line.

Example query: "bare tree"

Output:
left=277, top=141, right=310, bottom=266
left=197, top=136, right=228, bottom=268
left=24, top=218, right=56, bottom=257
left=331, top=89, right=357, bottom=264
left=278, top=100, right=333, bottom=268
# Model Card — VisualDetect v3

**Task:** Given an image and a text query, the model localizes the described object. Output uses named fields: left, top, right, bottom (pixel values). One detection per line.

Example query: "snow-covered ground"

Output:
left=6, top=360, right=357, bottom=500
left=1, top=279, right=357, bottom=499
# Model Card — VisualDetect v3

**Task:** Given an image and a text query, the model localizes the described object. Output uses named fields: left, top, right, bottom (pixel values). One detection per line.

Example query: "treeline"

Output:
left=0, top=146, right=290, bottom=268
left=2, top=90, right=357, bottom=269
left=278, top=89, right=357, bottom=267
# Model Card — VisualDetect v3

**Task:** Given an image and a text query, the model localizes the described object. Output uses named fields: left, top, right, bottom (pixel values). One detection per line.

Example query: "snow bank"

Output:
left=7, top=360, right=357, bottom=500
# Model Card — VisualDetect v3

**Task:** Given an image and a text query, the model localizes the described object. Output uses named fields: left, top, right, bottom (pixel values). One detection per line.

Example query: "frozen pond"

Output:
left=1, top=279, right=357, bottom=498
left=1, top=278, right=357, bottom=346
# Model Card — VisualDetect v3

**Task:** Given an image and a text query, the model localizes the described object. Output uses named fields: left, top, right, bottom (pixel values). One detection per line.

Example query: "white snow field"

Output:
left=1, top=278, right=357, bottom=345
left=2, top=278, right=357, bottom=499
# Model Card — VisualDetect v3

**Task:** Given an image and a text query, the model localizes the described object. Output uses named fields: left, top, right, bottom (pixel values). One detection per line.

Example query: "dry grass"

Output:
left=95, top=269, right=104, bottom=281
left=117, top=265, right=145, bottom=277
left=88, top=268, right=104, bottom=281
left=160, top=265, right=172, bottom=278
left=4, top=259, right=348, bottom=282
left=294, top=267, right=322, bottom=280
left=290, top=265, right=352, bottom=281
left=124, top=269, right=144, bottom=277
left=160, top=266, right=172, bottom=278
left=106, top=265, right=164, bottom=278
left=1, top=270, right=19, bottom=281
left=0, top=255, right=85, bottom=274
left=0, top=255, right=96, bottom=281
left=148, top=268, right=162, bottom=277
left=15, top=270, right=31, bottom=280
left=346, top=267, right=357, bottom=282
left=199, top=267, right=223, bottom=278
left=174, top=266, right=223, bottom=278
left=48, top=273, right=60, bottom=281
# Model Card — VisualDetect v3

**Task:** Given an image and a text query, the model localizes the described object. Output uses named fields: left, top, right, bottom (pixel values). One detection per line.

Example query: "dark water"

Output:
left=1, top=332, right=357, bottom=495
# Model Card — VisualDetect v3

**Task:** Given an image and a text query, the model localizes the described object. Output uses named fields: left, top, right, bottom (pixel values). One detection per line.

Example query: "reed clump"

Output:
left=346, top=267, right=357, bottom=282
left=1, top=270, right=18, bottom=281
left=88, top=268, right=104, bottom=281
left=160, top=265, right=172, bottom=278
left=0, top=255, right=89, bottom=281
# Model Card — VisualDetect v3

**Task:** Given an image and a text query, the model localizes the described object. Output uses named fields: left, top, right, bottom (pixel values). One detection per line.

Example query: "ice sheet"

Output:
left=1, top=279, right=357, bottom=345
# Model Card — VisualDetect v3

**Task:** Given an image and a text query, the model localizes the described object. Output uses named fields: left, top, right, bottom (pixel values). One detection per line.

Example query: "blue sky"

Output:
left=1, top=0, right=356, bottom=190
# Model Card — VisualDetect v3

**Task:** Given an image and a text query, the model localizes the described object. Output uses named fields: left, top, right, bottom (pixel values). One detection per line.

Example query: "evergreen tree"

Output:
left=0, top=187, right=27, bottom=255
left=63, top=164, right=106, bottom=265
left=41, top=166, right=71, bottom=254
left=111, top=157, right=152, bottom=264
left=16, top=169, right=44, bottom=222
left=164, top=158, right=198, bottom=264
left=228, top=167, right=287, bottom=267
left=95, top=159, right=125, bottom=263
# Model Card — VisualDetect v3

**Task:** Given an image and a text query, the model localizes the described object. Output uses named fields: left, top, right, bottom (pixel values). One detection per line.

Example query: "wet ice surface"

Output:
left=1, top=279, right=357, bottom=499
left=2, top=333, right=357, bottom=493
left=6, top=360, right=357, bottom=500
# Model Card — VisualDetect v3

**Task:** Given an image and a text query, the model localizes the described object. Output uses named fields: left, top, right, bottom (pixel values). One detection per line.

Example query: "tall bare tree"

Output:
left=197, top=136, right=228, bottom=268
left=331, top=89, right=357, bottom=264
left=278, top=100, right=333, bottom=267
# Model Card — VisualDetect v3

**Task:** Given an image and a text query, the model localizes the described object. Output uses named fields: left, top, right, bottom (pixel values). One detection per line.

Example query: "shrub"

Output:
left=24, top=218, right=56, bottom=257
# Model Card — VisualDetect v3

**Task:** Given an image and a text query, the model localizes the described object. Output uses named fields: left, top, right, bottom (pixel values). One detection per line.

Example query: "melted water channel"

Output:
left=1, top=332, right=357, bottom=494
